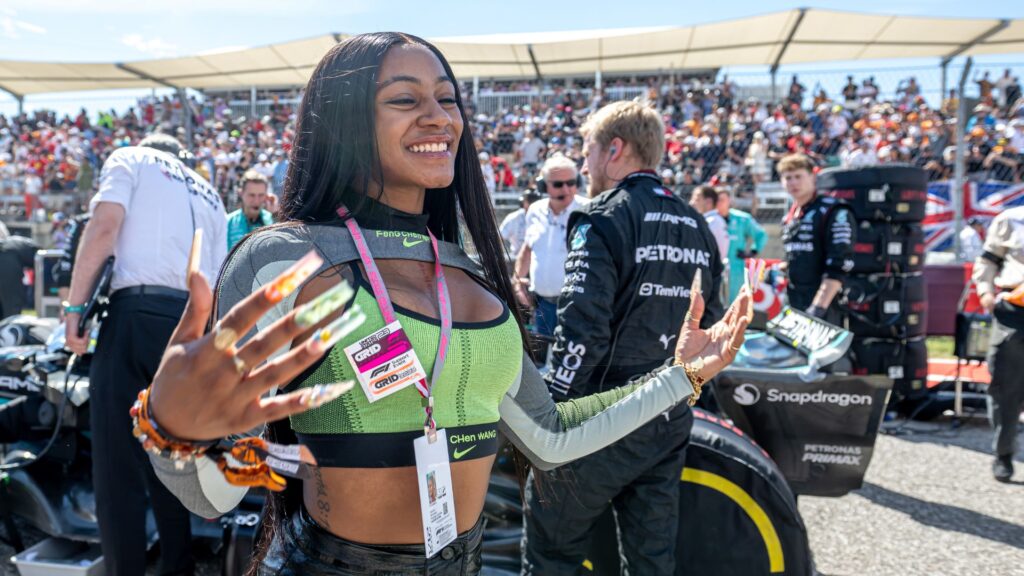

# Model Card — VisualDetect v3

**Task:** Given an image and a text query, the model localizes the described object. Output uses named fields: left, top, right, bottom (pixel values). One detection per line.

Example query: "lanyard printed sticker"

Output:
left=343, top=320, right=427, bottom=402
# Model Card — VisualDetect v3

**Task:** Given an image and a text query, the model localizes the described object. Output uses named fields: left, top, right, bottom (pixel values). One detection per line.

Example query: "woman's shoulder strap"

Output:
left=217, top=224, right=485, bottom=318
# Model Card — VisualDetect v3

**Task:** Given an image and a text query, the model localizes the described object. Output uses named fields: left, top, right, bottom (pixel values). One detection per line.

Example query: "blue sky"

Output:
left=2, top=0, right=1023, bottom=116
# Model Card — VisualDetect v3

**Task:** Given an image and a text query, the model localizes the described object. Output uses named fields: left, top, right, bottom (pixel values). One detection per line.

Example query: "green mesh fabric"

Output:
left=290, top=288, right=523, bottom=435
left=554, top=380, right=645, bottom=429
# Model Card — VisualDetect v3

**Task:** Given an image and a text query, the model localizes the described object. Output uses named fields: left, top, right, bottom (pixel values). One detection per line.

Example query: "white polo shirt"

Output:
left=524, top=195, right=589, bottom=298
left=90, top=146, right=227, bottom=292
left=703, top=210, right=730, bottom=265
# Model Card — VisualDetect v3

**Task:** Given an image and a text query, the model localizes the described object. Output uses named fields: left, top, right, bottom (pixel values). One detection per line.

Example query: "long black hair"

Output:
left=246, top=32, right=529, bottom=572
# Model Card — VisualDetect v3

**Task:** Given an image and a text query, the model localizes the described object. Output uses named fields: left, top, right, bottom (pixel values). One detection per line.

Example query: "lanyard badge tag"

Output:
left=413, top=429, right=458, bottom=557
left=343, top=320, right=427, bottom=403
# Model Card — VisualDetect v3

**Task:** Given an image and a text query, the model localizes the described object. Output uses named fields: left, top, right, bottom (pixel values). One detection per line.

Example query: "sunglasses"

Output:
left=549, top=179, right=578, bottom=189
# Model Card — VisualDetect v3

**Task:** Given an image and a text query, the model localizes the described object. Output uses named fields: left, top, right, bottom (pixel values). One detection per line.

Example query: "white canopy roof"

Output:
left=2, top=9, right=1022, bottom=96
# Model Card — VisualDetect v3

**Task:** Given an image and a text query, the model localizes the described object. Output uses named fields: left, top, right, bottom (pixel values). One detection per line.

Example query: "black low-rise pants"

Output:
left=90, top=293, right=194, bottom=576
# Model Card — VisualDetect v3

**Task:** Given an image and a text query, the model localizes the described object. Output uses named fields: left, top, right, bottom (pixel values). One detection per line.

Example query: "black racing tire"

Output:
left=842, top=273, right=928, bottom=339
left=850, top=336, right=929, bottom=401
left=818, top=164, right=928, bottom=222
left=850, top=222, right=925, bottom=275
left=485, top=409, right=814, bottom=575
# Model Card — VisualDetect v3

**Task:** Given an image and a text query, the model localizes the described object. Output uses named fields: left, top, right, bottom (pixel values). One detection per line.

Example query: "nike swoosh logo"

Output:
left=403, top=237, right=426, bottom=248
left=452, top=445, right=476, bottom=460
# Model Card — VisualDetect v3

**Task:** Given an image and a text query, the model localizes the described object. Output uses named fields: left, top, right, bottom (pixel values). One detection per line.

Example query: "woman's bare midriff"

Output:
left=302, top=456, right=495, bottom=543
left=290, top=257, right=511, bottom=544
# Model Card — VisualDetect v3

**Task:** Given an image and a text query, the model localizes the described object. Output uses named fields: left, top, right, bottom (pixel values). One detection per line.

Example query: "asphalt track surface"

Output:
left=0, top=417, right=1020, bottom=575
left=802, top=416, right=1024, bottom=576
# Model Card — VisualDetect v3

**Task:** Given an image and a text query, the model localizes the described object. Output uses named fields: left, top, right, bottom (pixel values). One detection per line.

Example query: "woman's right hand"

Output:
left=148, top=263, right=356, bottom=442
left=672, top=274, right=752, bottom=383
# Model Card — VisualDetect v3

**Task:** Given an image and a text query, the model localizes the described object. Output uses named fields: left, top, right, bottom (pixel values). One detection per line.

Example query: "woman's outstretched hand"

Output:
left=673, top=273, right=752, bottom=382
left=148, top=249, right=363, bottom=442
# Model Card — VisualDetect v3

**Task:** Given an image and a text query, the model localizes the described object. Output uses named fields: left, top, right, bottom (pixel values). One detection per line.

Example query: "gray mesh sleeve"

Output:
left=498, top=353, right=693, bottom=471
left=149, top=453, right=248, bottom=519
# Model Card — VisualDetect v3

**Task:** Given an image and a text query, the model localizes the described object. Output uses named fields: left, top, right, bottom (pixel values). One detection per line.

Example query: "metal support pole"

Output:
left=953, top=57, right=973, bottom=261
left=178, top=88, right=193, bottom=148
left=595, top=70, right=602, bottom=91
left=771, top=70, right=777, bottom=105
left=250, top=85, right=257, bottom=120
left=16, top=96, right=23, bottom=116
left=940, top=61, right=948, bottom=106
left=472, top=75, right=479, bottom=106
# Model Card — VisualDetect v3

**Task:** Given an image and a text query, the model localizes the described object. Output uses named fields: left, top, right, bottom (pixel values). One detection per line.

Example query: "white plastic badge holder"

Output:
left=414, top=429, right=458, bottom=557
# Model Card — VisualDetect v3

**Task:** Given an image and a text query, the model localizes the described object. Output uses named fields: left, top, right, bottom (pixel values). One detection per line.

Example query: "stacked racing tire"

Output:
left=820, top=165, right=930, bottom=405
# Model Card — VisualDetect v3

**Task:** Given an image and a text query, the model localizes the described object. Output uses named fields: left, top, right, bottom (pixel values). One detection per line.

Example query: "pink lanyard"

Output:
left=337, top=206, right=451, bottom=436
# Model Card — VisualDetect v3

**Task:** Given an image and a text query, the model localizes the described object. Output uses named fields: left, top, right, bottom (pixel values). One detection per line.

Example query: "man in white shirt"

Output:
left=252, top=152, right=276, bottom=182
left=689, top=185, right=730, bottom=266
left=827, top=111, right=849, bottom=140
left=499, top=190, right=542, bottom=259
left=518, top=130, right=547, bottom=183
left=996, top=69, right=1014, bottom=109
left=64, top=134, right=226, bottom=576
left=842, top=139, right=878, bottom=168
left=959, top=217, right=986, bottom=262
left=514, top=155, right=588, bottom=358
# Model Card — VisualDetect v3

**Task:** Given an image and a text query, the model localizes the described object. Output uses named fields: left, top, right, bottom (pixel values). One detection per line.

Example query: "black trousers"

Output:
left=259, top=506, right=483, bottom=575
left=90, top=293, right=193, bottom=576
left=522, top=404, right=693, bottom=575
left=988, top=318, right=1024, bottom=458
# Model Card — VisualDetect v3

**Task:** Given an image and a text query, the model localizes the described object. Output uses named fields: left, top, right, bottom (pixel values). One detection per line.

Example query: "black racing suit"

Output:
left=781, top=194, right=855, bottom=318
left=523, top=171, right=724, bottom=575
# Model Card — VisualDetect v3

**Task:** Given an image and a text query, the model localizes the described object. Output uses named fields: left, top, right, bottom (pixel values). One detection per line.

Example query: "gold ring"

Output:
left=232, top=355, right=248, bottom=375
left=730, top=343, right=742, bottom=352
left=213, top=323, right=238, bottom=351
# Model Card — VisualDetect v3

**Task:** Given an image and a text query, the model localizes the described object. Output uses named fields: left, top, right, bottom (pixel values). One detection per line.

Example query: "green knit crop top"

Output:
left=289, top=268, right=523, bottom=468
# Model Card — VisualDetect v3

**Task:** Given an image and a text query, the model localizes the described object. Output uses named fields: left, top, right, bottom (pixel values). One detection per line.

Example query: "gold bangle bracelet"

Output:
left=676, top=359, right=706, bottom=406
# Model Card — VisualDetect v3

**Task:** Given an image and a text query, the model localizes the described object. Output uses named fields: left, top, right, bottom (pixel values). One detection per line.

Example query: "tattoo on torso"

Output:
left=313, top=467, right=331, bottom=529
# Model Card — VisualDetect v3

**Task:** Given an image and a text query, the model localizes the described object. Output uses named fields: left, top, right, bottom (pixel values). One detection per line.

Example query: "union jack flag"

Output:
left=923, top=180, right=1024, bottom=252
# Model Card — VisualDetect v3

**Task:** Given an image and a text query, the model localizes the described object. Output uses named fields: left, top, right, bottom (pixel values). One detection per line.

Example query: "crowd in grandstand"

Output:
left=1, top=69, right=1022, bottom=227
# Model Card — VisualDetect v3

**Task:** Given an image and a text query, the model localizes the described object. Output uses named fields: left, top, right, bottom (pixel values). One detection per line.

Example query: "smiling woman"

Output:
left=141, top=31, right=751, bottom=575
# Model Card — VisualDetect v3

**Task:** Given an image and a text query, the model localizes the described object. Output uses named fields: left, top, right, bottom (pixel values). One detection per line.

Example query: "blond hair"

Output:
left=777, top=153, right=815, bottom=175
left=580, top=100, right=665, bottom=168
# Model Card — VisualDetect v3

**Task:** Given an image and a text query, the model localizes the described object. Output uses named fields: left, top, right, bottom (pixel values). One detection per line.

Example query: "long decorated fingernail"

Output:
left=295, top=281, right=354, bottom=329
left=691, top=273, right=702, bottom=296
left=308, top=305, right=366, bottom=352
left=187, top=228, right=203, bottom=278
left=265, top=251, right=324, bottom=303
left=301, top=381, right=354, bottom=408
